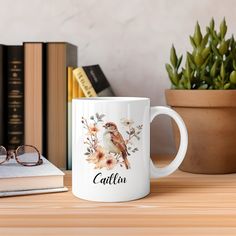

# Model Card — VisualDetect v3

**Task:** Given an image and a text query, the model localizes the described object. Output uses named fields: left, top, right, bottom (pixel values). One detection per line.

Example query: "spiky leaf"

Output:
left=219, top=40, right=228, bottom=55
left=220, top=63, right=226, bottom=80
left=189, top=36, right=196, bottom=49
left=170, top=45, right=178, bottom=67
left=202, top=47, right=210, bottom=59
left=220, top=18, right=227, bottom=39
left=210, top=61, right=218, bottom=78
left=166, top=64, right=178, bottom=85
left=201, top=33, right=209, bottom=49
left=176, top=55, right=183, bottom=69
left=194, top=50, right=204, bottom=67
left=193, top=22, right=202, bottom=46
left=209, top=18, right=215, bottom=31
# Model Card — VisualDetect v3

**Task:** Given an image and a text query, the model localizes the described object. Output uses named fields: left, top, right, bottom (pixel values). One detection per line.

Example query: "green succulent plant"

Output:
left=166, top=18, right=236, bottom=89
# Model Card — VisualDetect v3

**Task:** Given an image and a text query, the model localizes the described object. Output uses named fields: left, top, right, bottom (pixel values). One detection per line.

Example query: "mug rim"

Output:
left=73, top=97, right=150, bottom=102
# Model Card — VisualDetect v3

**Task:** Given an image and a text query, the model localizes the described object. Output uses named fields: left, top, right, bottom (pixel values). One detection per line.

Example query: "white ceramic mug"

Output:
left=72, top=97, right=188, bottom=202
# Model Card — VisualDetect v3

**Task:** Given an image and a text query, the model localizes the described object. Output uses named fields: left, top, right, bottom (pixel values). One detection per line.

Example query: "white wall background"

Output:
left=1, top=0, right=235, bottom=154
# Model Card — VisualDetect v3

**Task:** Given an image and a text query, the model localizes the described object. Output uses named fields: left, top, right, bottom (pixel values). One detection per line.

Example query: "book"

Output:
left=78, top=82, right=85, bottom=97
left=0, top=45, right=6, bottom=146
left=73, top=67, right=97, bottom=97
left=73, top=65, right=114, bottom=97
left=46, top=42, right=77, bottom=169
left=6, top=45, right=24, bottom=150
left=24, top=42, right=46, bottom=154
left=0, top=187, right=68, bottom=197
left=0, top=156, right=67, bottom=197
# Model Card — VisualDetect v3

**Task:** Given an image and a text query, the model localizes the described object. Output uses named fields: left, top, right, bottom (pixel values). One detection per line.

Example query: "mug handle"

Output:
left=150, top=106, right=188, bottom=178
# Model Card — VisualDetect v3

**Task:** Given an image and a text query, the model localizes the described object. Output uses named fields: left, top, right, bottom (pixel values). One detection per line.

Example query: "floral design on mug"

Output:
left=81, top=113, right=143, bottom=170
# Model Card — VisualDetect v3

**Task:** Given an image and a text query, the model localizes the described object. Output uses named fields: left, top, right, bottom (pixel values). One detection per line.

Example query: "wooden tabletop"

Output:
left=1, top=155, right=236, bottom=236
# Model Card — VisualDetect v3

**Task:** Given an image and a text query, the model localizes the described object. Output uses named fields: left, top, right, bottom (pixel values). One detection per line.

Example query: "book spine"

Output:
left=0, top=45, right=5, bottom=145
left=6, top=46, right=24, bottom=150
left=72, top=71, right=79, bottom=99
left=46, top=43, right=77, bottom=169
left=67, top=67, right=73, bottom=170
left=73, top=68, right=97, bottom=97
left=24, top=43, right=44, bottom=154
left=78, top=85, right=85, bottom=97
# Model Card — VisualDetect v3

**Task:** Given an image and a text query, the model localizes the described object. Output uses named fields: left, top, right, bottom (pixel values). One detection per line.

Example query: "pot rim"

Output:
left=165, top=89, right=236, bottom=107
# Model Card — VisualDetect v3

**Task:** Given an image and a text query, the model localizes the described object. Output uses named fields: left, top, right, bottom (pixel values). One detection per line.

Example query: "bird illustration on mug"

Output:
left=103, top=122, right=130, bottom=169
left=81, top=113, right=142, bottom=170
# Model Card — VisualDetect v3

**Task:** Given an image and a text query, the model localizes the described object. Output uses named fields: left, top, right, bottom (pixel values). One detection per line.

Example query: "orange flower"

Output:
left=88, top=124, right=99, bottom=135
left=104, top=155, right=117, bottom=170
left=86, top=146, right=105, bottom=165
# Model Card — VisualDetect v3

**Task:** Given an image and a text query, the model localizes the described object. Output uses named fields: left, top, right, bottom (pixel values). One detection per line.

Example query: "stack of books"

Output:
left=0, top=42, right=114, bottom=170
left=0, top=156, right=67, bottom=197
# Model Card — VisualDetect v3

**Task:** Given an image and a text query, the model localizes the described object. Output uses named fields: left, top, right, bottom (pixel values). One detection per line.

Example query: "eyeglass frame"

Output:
left=0, top=144, right=43, bottom=166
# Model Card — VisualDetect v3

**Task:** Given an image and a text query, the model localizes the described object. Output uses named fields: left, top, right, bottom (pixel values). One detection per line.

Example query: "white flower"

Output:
left=121, top=118, right=134, bottom=127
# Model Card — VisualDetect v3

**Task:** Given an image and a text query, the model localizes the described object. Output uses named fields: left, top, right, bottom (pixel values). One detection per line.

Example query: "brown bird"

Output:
left=103, top=122, right=130, bottom=169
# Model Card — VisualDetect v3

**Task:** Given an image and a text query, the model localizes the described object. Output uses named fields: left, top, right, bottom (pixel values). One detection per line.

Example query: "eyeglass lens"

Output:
left=16, top=145, right=40, bottom=165
left=0, top=146, right=7, bottom=164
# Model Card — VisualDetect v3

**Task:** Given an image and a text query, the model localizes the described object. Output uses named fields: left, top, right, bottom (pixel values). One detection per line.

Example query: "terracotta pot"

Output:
left=165, top=90, right=236, bottom=174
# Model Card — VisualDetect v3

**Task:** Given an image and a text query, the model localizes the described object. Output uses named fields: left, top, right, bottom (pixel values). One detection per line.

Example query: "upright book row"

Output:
left=0, top=42, right=77, bottom=169
left=0, top=42, right=114, bottom=169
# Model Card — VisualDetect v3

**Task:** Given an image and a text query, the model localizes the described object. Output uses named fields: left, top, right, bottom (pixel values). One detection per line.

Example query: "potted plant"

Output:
left=165, top=18, right=236, bottom=174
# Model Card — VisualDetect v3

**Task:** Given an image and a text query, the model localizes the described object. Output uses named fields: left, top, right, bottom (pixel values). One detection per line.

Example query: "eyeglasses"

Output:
left=0, top=145, right=43, bottom=167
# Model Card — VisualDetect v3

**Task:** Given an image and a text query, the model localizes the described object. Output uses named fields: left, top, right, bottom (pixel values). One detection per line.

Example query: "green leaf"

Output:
left=200, top=54, right=211, bottom=70
left=193, top=22, right=202, bottom=46
left=209, top=18, right=215, bottom=31
left=201, top=33, right=209, bottom=49
left=230, top=35, right=235, bottom=50
left=177, top=55, right=183, bottom=69
left=165, top=63, right=173, bottom=76
left=210, top=61, right=218, bottom=78
left=206, top=26, right=210, bottom=34
left=220, top=17, right=227, bottom=39
left=170, top=45, right=178, bottom=67
left=198, top=84, right=208, bottom=89
left=194, top=50, right=204, bottom=67
left=220, top=63, right=226, bottom=80
left=186, top=78, right=191, bottom=89
left=211, top=44, right=221, bottom=59
left=185, top=59, right=192, bottom=79
left=166, top=64, right=178, bottom=86
left=187, top=52, right=196, bottom=69
left=224, top=83, right=230, bottom=89
left=230, top=71, right=236, bottom=84
left=212, top=30, right=220, bottom=43
left=233, top=61, right=236, bottom=70
left=218, top=40, right=228, bottom=55
left=202, top=47, right=210, bottom=59
left=189, top=36, right=196, bottom=49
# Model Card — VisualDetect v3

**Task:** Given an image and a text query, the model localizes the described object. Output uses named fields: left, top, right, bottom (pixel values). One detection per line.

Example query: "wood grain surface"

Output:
left=0, top=155, right=236, bottom=236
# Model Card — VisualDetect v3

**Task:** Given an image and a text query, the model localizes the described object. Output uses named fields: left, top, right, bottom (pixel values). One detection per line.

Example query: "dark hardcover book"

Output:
left=82, top=65, right=114, bottom=96
left=0, top=45, right=6, bottom=146
left=46, top=42, right=77, bottom=169
left=6, top=46, right=24, bottom=150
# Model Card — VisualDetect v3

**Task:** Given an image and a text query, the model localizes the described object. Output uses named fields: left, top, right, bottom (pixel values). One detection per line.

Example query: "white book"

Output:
left=0, top=156, right=67, bottom=197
